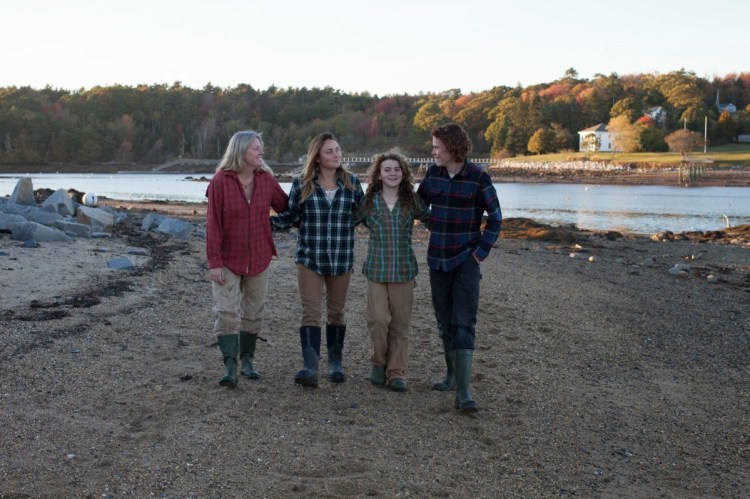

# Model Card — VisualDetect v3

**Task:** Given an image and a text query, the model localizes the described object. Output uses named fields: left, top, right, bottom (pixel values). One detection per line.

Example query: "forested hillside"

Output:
left=1, top=69, right=748, bottom=165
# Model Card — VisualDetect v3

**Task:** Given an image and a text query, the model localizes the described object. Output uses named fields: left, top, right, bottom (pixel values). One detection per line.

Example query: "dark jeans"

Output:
left=429, top=256, right=481, bottom=350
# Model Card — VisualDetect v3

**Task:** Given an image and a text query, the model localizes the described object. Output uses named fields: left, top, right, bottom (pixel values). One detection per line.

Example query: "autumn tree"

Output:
left=610, top=97, right=641, bottom=121
left=607, top=115, right=641, bottom=153
left=665, top=129, right=703, bottom=155
left=527, top=127, right=554, bottom=154
left=714, top=110, right=738, bottom=144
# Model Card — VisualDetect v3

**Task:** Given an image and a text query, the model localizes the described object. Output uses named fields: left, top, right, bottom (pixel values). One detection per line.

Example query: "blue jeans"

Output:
left=428, top=256, right=481, bottom=350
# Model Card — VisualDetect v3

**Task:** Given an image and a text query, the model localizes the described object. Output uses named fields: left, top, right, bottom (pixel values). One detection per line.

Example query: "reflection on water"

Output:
left=1, top=173, right=749, bottom=234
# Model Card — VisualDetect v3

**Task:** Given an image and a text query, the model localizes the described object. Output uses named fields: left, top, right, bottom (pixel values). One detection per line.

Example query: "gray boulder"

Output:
left=54, top=220, right=92, bottom=238
left=107, top=257, right=135, bottom=270
left=156, top=217, right=194, bottom=239
left=11, top=221, right=72, bottom=242
left=26, top=208, right=63, bottom=226
left=9, top=178, right=36, bottom=206
left=4, top=203, right=32, bottom=216
left=77, top=206, right=115, bottom=231
left=41, top=189, right=76, bottom=216
left=0, top=213, right=27, bottom=231
left=141, top=213, right=166, bottom=230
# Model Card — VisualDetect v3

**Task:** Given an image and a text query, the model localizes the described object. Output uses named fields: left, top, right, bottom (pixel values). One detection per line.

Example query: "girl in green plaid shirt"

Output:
left=355, top=150, right=430, bottom=391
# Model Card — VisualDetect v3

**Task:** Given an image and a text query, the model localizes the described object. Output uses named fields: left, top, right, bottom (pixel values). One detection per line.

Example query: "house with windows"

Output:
left=716, top=90, right=737, bottom=114
left=644, top=106, right=667, bottom=127
left=578, top=123, right=613, bottom=152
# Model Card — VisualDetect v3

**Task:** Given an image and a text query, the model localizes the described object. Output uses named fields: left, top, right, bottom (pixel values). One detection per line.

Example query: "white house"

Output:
left=644, top=106, right=667, bottom=127
left=578, top=123, right=613, bottom=152
left=716, top=90, right=737, bottom=114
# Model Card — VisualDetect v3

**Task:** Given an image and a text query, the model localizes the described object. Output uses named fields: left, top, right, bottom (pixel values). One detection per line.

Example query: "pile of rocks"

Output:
left=0, top=177, right=201, bottom=247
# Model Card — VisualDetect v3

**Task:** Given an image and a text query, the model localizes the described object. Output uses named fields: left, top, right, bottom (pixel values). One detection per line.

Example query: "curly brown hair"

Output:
left=431, top=123, right=472, bottom=163
left=359, top=149, right=419, bottom=215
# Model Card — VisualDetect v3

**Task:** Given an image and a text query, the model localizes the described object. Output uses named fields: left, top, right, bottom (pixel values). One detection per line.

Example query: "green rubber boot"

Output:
left=218, top=334, right=239, bottom=388
left=432, top=339, right=455, bottom=391
left=239, top=331, right=260, bottom=379
left=455, top=349, right=478, bottom=413
left=370, top=366, right=386, bottom=386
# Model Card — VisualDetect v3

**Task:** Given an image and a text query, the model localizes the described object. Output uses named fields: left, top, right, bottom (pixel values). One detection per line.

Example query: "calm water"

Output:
left=2, top=173, right=749, bottom=235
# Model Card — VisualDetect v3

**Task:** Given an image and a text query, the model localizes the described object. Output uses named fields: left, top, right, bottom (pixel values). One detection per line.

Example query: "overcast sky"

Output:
left=2, top=0, right=748, bottom=95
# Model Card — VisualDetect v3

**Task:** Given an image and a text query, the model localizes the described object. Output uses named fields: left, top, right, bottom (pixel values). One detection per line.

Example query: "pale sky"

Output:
left=2, top=0, right=748, bottom=96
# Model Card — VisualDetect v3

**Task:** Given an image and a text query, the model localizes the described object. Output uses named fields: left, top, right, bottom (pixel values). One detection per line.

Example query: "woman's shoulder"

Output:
left=212, top=169, right=236, bottom=181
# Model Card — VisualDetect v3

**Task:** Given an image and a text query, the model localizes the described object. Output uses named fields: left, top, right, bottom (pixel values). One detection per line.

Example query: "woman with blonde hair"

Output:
left=206, top=130, right=288, bottom=388
left=272, top=132, right=364, bottom=387
left=356, top=149, right=429, bottom=391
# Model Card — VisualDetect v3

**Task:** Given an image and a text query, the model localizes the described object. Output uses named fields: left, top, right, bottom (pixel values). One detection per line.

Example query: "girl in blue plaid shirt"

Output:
left=272, top=133, right=364, bottom=387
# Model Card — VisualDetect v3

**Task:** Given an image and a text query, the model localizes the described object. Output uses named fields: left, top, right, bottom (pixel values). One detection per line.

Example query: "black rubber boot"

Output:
left=218, top=334, right=239, bottom=388
left=455, top=349, right=478, bottom=413
left=294, top=326, right=320, bottom=388
left=432, top=339, right=455, bottom=391
left=239, top=331, right=260, bottom=379
left=326, top=324, right=346, bottom=383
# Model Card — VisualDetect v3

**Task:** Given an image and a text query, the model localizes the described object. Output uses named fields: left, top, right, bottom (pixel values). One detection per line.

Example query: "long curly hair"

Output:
left=298, top=132, right=356, bottom=203
left=360, top=149, right=419, bottom=215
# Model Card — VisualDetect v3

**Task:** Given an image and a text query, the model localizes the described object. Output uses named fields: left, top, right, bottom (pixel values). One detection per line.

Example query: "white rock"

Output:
left=707, top=275, right=719, bottom=283
left=668, top=264, right=690, bottom=276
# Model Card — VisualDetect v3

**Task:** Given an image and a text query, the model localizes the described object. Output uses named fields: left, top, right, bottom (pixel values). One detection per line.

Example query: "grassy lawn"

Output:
left=511, top=144, right=750, bottom=166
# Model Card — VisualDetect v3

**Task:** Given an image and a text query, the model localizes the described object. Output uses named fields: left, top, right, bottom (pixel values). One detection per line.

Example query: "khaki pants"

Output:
left=211, top=267, right=268, bottom=338
left=366, top=280, right=414, bottom=381
left=296, top=264, right=352, bottom=327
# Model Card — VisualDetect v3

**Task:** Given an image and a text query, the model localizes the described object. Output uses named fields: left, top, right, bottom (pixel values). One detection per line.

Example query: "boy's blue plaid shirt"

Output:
left=417, top=161, right=502, bottom=272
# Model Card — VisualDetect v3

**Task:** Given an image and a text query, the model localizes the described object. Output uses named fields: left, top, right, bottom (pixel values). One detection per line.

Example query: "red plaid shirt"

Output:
left=206, top=170, right=289, bottom=276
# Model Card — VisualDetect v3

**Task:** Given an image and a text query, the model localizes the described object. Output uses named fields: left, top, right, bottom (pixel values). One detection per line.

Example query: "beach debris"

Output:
left=588, top=256, right=596, bottom=262
left=82, top=192, right=99, bottom=207
left=127, top=247, right=149, bottom=256
left=706, top=274, right=719, bottom=283
left=651, top=230, right=679, bottom=242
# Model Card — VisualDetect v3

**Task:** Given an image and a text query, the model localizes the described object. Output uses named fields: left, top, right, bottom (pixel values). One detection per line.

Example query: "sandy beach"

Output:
left=1, top=195, right=749, bottom=496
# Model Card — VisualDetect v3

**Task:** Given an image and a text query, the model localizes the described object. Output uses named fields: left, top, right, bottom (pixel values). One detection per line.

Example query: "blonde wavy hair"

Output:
left=216, top=130, right=272, bottom=174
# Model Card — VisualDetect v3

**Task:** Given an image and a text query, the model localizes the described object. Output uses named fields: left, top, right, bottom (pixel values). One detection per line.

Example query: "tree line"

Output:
left=1, top=68, right=749, bottom=165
